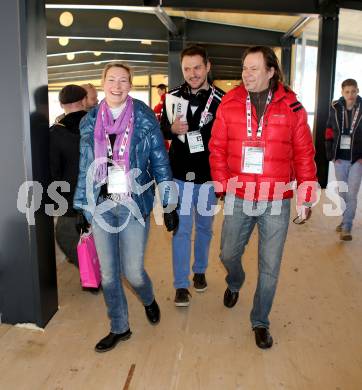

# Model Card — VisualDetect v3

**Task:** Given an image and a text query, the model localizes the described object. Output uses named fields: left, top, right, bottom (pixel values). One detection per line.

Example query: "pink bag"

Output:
left=77, top=232, right=101, bottom=288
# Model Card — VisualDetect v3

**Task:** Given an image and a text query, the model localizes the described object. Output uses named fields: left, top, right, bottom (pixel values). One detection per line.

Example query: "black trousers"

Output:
left=55, top=215, right=79, bottom=267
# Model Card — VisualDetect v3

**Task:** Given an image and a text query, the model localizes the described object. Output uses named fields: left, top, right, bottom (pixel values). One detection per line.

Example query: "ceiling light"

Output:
left=94, top=61, right=101, bottom=66
left=58, top=37, right=69, bottom=46
left=104, top=38, right=114, bottom=43
left=93, top=51, right=102, bottom=57
left=108, top=17, right=123, bottom=31
left=59, top=11, right=73, bottom=27
left=66, top=53, right=75, bottom=61
left=46, top=5, right=154, bottom=12
left=141, top=40, right=152, bottom=45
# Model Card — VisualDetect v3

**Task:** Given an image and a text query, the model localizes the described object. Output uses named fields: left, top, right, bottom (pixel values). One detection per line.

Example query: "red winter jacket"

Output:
left=153, top=93, right=166, bottom=122
left=209, top=83, right=317, bottom=202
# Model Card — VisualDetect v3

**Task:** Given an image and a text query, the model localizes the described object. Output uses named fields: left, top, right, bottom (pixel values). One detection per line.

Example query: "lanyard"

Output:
left=104, top=114, right=133, bottom=159
left=246, top=89, right=273, bottom=138
left=198, top=87, right=215, bottom=129
left=342, top=104, right=360, bottom=134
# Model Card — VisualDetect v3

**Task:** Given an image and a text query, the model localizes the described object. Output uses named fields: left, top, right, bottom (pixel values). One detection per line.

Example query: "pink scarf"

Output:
left=94, top=96, right=134, bottom=183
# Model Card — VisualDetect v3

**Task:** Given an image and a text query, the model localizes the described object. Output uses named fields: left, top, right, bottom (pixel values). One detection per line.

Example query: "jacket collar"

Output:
left=59, top=110, right=87, bottom=133
left=226, top=82, right=289, bottom=105
left=336, top=95, right=362, bottom=108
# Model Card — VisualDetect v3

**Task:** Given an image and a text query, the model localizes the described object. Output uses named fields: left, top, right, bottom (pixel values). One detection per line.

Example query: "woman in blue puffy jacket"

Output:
left=74, top=62, right=178, bottom=353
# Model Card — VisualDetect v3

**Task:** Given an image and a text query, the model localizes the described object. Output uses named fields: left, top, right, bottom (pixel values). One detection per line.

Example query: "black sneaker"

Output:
left=174, top=288, right=191, bottom=307
left=193, top=273, right=207, bottom=292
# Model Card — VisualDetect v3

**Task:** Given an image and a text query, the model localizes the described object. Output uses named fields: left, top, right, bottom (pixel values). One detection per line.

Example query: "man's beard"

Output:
left=188, top=77, right=207, bottom=91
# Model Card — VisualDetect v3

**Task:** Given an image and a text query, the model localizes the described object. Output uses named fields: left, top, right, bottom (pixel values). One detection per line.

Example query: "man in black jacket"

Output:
left=50, top=84, right=88, bottom=265
left=161, top=45, right=225, bottom=306
left=325, top=78, right=362, bottom=241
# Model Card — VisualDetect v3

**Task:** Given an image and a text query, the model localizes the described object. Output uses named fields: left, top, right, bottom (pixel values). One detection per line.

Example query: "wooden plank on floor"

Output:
left=0, top=191, right=361, bottom=389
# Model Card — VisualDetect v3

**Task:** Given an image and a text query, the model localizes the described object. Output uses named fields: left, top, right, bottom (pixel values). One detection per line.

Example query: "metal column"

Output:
left=0, top=0, right=58, bottom=327
left=168, top=34, right=185, bottom=89
left=281, top=37, right=293, bottom=86
left=313, top=6, right=339, bottom=188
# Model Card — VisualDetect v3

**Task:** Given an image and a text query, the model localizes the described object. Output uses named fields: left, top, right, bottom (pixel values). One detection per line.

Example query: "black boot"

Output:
left=253, top=327, right=273, bottom=349
left=94, top=329, right=132, bottom=353
left=144, top=299, right=160, bottom=325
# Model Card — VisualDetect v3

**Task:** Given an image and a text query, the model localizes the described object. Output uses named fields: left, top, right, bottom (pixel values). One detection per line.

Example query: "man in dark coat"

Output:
left=50, top=84, right=87, bottom=266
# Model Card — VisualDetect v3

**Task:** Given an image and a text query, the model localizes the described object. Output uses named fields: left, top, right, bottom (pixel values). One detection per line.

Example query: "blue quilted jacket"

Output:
left=73, top=98, right=176, bottom=223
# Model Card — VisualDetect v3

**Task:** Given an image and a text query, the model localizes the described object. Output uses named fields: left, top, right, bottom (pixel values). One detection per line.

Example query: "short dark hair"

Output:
left=59, top=84, right=87, bottom=104
left=157, top=83, right=167, bottom=91
left=180, top=45, right=209, bottom=65
left=242, top=46, right=284, bottom=92
left=342, top=79, right=358, bottom=89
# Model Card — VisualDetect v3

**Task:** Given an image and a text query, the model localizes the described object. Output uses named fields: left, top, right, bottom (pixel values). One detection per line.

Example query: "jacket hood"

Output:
left=335, top=95, right=362, bottom=107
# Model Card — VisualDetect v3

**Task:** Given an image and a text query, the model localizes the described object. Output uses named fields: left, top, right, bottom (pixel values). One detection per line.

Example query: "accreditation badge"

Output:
left=241, top=141, right=265, bottom=174
left=340, top=134, right=351, bottom=150
left=187, top=130, right=205, bottom=153
left=107, top=160, right=128, bottom=194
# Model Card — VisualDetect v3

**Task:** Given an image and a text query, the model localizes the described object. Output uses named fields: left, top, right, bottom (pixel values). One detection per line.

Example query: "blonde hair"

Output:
left=101, top=62, right=133, bottom=84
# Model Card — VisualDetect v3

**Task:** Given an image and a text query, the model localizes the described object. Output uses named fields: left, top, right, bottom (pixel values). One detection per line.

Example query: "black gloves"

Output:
left=164, top=210, right=179, bottom=233
left=75, top=212, right=90, bottom=234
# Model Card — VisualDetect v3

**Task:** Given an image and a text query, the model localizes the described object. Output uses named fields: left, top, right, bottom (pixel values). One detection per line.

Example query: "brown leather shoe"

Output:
left=340, top=229, right=352, bottom=241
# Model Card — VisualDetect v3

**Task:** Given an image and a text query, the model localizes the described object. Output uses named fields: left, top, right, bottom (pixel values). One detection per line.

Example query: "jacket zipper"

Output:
left=252, top=101, right=271, bottom=202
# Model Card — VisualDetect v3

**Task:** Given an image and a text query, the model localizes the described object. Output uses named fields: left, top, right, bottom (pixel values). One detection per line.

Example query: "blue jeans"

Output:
left=334, top=159, right=362, bottom=231
left=220, top=195, right=290, bottom=329
left=172, top=179, right=217, bottom=289
left=92, top=200, right=154, bottom=334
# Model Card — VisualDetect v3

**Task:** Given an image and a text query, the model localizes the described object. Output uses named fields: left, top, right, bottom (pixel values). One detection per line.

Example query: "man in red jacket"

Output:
left=209, top=46, right=317, bottom=349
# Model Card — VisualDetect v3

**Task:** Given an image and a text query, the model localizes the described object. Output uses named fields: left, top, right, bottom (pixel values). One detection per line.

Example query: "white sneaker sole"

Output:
left=174, top=301, right=190, bottom=307
left=194, top=286, right=207, bottom=293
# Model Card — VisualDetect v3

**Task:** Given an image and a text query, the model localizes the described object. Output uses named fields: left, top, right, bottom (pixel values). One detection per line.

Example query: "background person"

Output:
left=50, top=84, right=87, bottom=268
left=209, top=46, right=316, bottom=349
left=160, top=45, right=225, bottom=307
left=81, top=83, right=99, bottom=111
left=74, top=62, right=178, bottom=353
left=325, top=78, right=362, bottom=241
left=154, top=83, right=169, bottom=150
left=153, top=83, right=167, bottom=122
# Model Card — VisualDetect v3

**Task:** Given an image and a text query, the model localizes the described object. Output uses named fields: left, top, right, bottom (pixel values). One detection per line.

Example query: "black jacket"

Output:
left=160, top=82, right=224, bottom=183
left=325, top=96, right=362, bottom=163
left=50, top=110, right=87, bottom=215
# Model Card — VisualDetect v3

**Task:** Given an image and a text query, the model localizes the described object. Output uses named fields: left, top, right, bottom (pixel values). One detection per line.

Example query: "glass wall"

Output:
left=292, top=18, right=319, bottom=131
left=293, top=9, right=362, bottom=132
